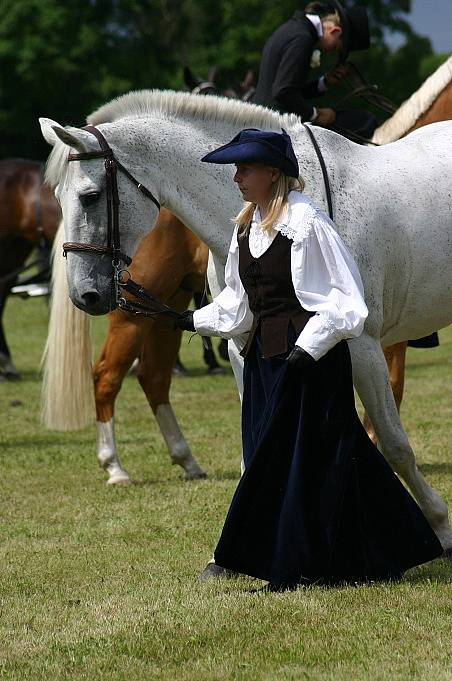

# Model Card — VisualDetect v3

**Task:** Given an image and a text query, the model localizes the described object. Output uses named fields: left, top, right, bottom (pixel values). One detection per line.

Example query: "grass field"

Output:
left=1, top=295, right=451, bottom=681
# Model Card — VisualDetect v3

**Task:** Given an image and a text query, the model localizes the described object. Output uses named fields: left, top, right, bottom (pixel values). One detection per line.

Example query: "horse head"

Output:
left=39, top=118, right=160, bottom=315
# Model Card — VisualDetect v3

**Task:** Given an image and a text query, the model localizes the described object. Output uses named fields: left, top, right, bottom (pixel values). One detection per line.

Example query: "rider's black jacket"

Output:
left=253, top=11, right=326, bottom=121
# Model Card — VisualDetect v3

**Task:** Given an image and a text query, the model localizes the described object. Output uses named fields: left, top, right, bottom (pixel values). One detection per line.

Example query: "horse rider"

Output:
left=252, top=1, right=377, bottom=140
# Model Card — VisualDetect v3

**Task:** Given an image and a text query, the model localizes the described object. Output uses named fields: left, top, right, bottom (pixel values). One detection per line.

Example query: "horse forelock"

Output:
left=372, top=55, right=452, bottom=145
left=45, top=142, right=70, bottom=189
left=86, top=89, right=298, bottom=131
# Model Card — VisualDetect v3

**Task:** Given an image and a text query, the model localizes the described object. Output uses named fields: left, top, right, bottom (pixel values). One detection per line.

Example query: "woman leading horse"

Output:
left=175, top=128, right=442, bottom=588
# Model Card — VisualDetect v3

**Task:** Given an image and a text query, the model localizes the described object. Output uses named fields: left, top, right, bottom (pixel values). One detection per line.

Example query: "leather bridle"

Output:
left=64, top=125, right=184, bottom=320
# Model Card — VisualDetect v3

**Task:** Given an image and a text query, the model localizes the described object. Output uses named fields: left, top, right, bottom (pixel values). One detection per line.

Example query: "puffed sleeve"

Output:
left=290, top=210, right=368, bottom=360
left=193, top=226, right=254, bottom=338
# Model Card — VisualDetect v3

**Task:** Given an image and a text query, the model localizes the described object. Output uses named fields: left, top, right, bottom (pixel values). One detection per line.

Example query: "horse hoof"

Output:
left=5, top=371, right=21, bottom=381
left=184, top=468, right=207, bottom=481
left=107, top=472, right=131, bottom=485
left=207, top=366, right=226, bottom=376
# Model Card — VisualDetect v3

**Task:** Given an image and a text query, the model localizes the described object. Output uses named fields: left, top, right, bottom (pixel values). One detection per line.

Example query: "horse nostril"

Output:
left=81, top=291, right=101, bottom=307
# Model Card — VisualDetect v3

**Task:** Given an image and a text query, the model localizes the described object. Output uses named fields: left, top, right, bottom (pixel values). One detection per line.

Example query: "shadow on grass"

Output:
left=0, top=436, right=91, bottom=449
left=171, top=366, right=234, bottom=379
left=407, top=358, right=451, bottom=371
left=418, top=463, right=452, bottom=475
left=0, top=369, right=40, bottom=383
left=404, top=558, right=452, bottom=584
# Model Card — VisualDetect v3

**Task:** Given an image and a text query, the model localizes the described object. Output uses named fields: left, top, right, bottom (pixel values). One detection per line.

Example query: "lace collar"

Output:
left=251, top=191, right=319, bottom=244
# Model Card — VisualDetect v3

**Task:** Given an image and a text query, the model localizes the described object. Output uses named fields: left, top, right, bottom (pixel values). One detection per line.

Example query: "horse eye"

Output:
left=80, top=192, right=100, bottom=208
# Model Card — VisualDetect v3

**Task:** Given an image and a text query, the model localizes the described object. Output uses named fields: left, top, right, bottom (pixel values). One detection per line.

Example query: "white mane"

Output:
left=87, top=88, right=298, bottom=129
left=371, top=55, right=452, bottom=145
left=46, top=89, right=298, bottom=188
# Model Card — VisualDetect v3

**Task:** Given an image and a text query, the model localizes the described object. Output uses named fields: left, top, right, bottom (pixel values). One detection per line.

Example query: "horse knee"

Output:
left=93, top=370, right=122, bottom=404
left=379, top=435, right=414, bottom=474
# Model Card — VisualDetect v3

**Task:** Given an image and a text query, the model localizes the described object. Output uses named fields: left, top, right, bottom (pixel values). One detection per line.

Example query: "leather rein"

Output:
left=64, top=122, right=334, bottom=318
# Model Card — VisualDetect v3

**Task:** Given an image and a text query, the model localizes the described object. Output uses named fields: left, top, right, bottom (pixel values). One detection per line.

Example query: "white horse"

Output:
left=40, top=90, right=452, bottom=551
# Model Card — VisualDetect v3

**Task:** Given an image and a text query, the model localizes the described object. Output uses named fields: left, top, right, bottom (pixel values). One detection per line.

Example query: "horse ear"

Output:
left=241, top=70, right=254, bottom=90
left=39, top=118, right=63, bottom=147
left=40, top=118, right=91, bottom=152
left=183, top=66, right=199, bottom=91
left=208, top=65, right=220, bottom=83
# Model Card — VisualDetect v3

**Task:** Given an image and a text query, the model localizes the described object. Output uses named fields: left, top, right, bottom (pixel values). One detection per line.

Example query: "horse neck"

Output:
left=140, top=115, right=247, bottom=258
left=105, top=114, right=341, bottom=257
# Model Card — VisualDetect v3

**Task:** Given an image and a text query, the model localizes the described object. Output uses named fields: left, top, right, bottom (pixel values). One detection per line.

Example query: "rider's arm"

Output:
left=271, top=36, right=324, bottom=121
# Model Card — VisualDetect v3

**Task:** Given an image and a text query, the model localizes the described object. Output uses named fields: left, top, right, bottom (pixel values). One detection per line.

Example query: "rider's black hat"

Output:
left=330, top=1, right=370, bottom=60
left=201, top=128, right=299, bottom=178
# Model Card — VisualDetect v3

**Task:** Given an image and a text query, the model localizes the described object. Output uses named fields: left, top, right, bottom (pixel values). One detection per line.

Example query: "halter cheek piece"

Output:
left=65, top=125, right=182, bottom=320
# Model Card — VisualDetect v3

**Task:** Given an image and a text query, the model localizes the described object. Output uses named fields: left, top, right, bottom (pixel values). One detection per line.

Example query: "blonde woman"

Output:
left=176, top=128, right=442, bottom=590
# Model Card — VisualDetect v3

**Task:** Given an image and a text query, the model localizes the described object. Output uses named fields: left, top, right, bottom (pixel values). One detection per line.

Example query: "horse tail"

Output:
left=41, top=220, right=95, bottom=430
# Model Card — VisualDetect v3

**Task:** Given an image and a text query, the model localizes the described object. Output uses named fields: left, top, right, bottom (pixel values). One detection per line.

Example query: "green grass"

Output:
left=1, top=296, right=451, bottom=681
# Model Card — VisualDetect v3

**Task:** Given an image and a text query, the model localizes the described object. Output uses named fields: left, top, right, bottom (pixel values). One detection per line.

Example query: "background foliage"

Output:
left=0, top=0, right=450, bottom=159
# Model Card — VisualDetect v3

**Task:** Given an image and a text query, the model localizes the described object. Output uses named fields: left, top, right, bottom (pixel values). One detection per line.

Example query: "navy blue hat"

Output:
left=201, top=128, right=299, bottom=178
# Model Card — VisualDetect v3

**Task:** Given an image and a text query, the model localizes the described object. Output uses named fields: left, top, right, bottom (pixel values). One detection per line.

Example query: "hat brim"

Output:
left=201, top=140, right=299, bottom=177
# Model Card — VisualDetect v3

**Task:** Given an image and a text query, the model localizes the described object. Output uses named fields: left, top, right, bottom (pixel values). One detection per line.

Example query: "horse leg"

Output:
left=349, top=333, right=451, bottom=552
left=0, top=287, right=21, bottom=380
left=363, top=341, right=407, bottom=443
left=93, top=316, right=144, bottom=485
left=137, top=307, right=206, bottom=480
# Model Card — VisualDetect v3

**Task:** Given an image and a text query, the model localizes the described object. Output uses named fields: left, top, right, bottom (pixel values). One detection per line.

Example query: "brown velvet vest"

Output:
left=238, top=227, right=314, bottom=358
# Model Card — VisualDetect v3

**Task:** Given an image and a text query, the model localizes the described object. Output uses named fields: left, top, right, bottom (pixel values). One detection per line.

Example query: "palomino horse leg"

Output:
left=363, top=341, right=407, bottom=444
left=137, top=293, right=206, bottom=480
left=92, top=313, right=144, bottom=485
left=349, top=333, right=451, bottom=552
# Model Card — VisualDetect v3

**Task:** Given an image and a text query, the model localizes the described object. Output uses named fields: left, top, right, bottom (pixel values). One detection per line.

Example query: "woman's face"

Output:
left=233, top=163, right=280, bottom=204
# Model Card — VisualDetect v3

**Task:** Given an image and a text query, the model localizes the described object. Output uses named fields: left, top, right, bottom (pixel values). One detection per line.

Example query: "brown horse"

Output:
left=43, top=208, right=212, bottom=482
left=0, top=159, right=61, bottom=379
left=364, top=57, right=452, bottom=441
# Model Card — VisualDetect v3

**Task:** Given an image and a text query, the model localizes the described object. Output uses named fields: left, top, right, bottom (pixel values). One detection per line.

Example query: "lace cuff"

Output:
left=193, top=302, right=221, bottom=337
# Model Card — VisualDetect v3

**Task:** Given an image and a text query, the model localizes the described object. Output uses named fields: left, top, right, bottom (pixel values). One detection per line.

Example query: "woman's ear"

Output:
left=271, top=168, right=281, bottom=183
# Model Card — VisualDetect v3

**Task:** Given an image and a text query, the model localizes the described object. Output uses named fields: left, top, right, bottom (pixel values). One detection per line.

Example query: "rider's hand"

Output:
left=325, top=63, right=349, bottom=87
left=314, top=108, right=337, bottom=126
left=287, top=346, right=316, bottom=371
left=174, top=310, right=195, bottom=332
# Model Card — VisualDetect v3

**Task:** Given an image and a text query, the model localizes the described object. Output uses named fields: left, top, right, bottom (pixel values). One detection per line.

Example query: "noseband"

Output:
left=64, top=125, right=183, bottom=320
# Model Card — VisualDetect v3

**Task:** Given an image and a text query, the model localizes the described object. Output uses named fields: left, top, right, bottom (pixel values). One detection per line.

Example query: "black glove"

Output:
left=287, top=346, right=316, bottom=371
left=174, top=310, right=195, bottom=332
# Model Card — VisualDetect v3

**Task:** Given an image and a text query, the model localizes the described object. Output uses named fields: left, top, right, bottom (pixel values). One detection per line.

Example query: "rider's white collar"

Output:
left=305, top=14, right=323, bottom=38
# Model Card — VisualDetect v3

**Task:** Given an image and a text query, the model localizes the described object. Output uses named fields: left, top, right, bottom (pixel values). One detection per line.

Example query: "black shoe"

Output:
left=198, top=562, right=236, bottom=582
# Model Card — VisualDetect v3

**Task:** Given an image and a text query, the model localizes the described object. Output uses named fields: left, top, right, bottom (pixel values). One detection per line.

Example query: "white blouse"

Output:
left=193, top=191, right=368, bottom=360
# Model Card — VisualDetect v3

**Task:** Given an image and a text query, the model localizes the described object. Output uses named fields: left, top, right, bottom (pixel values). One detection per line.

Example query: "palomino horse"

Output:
left=40, top=91, right=452, bottom=552
left=363, top=55, right=452, bottom=441
left=44, top=209, right=209, bottom=482
left=0, top=159, right=60, bottom=379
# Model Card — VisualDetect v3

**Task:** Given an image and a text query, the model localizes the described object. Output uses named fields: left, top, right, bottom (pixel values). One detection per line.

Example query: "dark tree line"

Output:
left=0, top=0, right=449, bottom=160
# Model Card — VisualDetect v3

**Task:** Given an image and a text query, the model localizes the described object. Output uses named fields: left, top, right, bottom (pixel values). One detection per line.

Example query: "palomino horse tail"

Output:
left=41, top=221, right=94, bottom=430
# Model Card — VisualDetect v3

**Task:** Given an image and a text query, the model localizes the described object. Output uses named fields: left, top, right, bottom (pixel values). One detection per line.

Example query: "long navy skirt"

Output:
left=214, top=332, right=442, bottom=588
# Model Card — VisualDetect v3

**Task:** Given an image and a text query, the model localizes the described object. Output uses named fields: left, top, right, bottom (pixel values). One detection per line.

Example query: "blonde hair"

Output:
left=234, top=173, right=305, bottom=233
